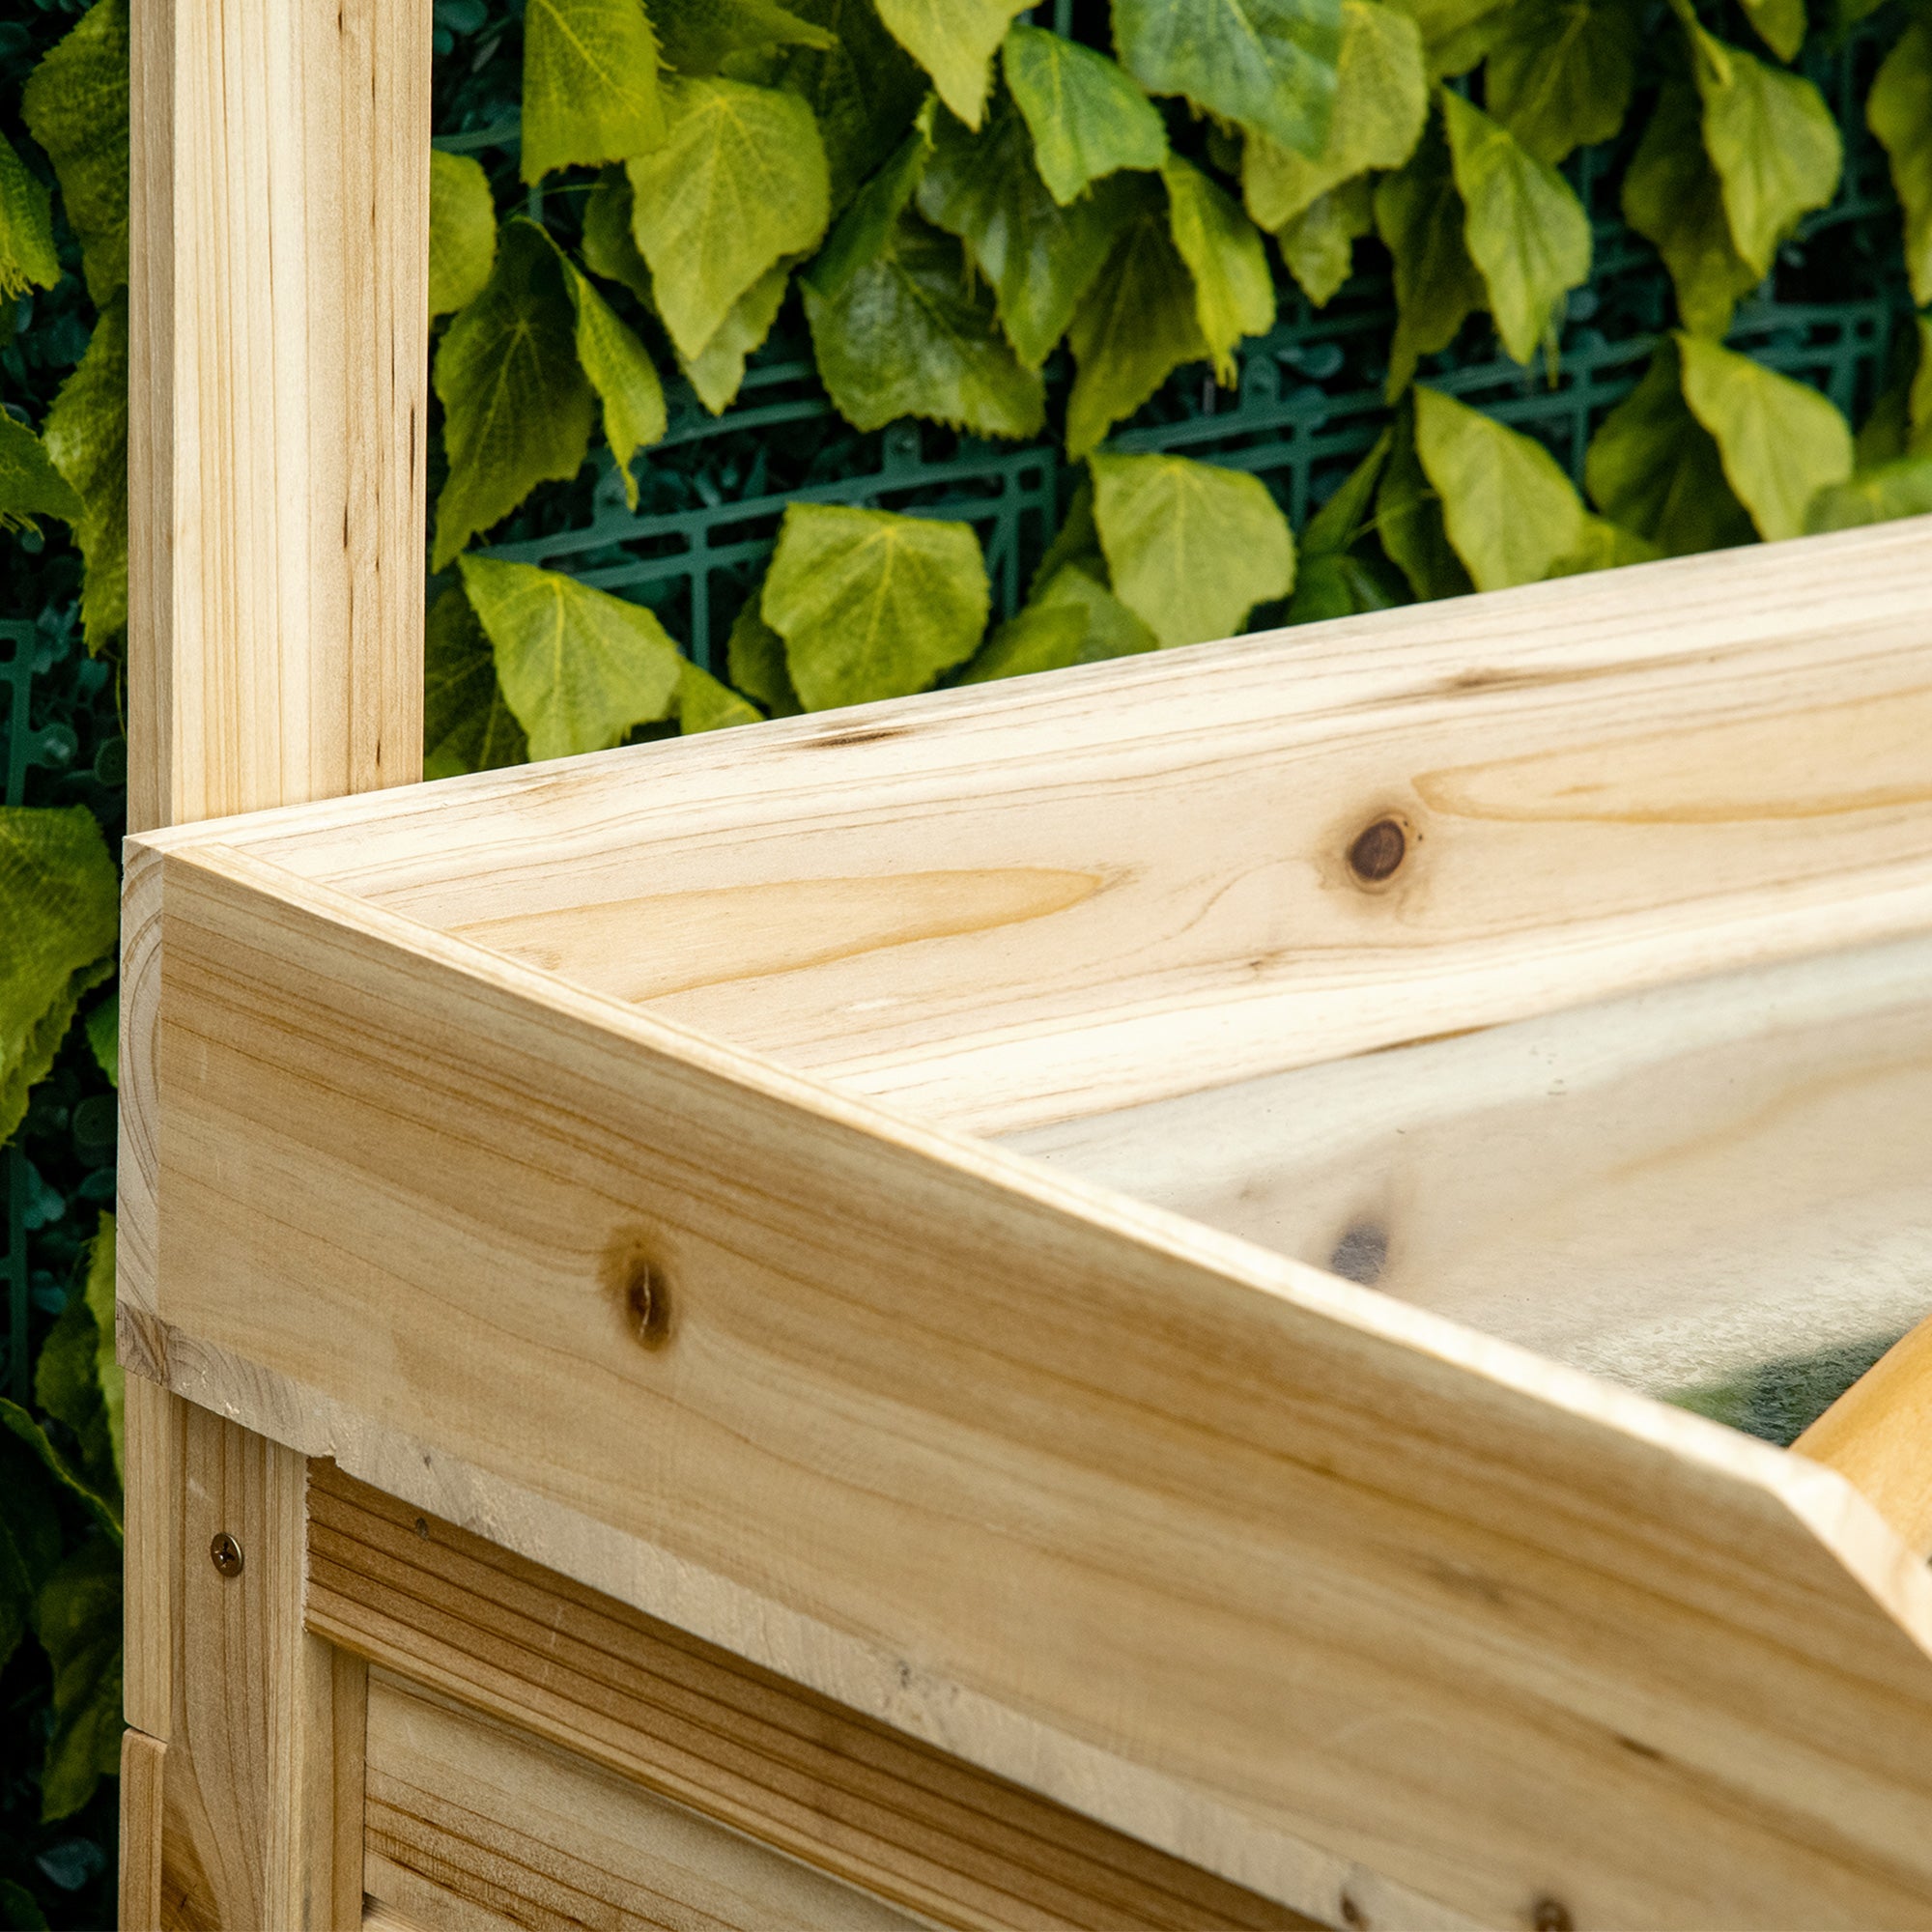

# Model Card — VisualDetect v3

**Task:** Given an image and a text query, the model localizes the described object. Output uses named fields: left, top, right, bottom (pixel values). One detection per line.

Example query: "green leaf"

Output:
left=1676, top=332, right=1852, bottom=543
left=762, top=502, right=988, bottom=708
left=652, top=0, right=834, bottom=73
left=424, top=582, right=528, bottom=779
left=554, top=248, right=666, bottom=510
left=43, top=292, right=128, bottom=651
left=917, top=92, right=1138, bottom=368
left=1583, top=338, right=1753, bottom=556
left=1483, top=0, right=1638, bottom=166
left=875, top=0, right=1030, bottom=128
left=726, top=590, right=804, bottom=716
left=1028, top=558, right=1160, bottom=660
left=33, top=1536, right=123, bottom=1823
left=1805, top=454, right=1932, bottom=533
left=432, top=218, right=592, bottom=569
left=20, top=0, right=128, bottom=303
left=1375, top=113, right=1485, bottom=397
left=84, top=990, right=116, bottom=1089
left=806, top=211, right=1045, bottom=438
left=682, top=261, right=791, bottom=412
left=1303, top=426, right=1391, bottom=555
left=1065, top=180, right=1209, bottom=457
left=1911, top=315, right=1932, bottom=454
left=83, top=1212, right=123, bottom=1490
left=1375, top=397, right=1472, bottom=599
left=1001, top=24, right=1167, bottom=204
left=1440, top=86, right=1589, bottom=369
left=523, top=0, right=666, bottom=183
left=806, top=117, right=934, bottom=299
left=678, top=660, right=763, bottom=731
left=1685, top=16, right=1839, bottom=279
left=0, top=807, right=117, bottom=1147
left=770, top=0, right=928, bottom=212
left=1031, top=474, right=1105, bottom=591
left=0, top=1404, right=121, bottom=1545
left=1276, top=174, right=1375, bottom=305
left=1738, top=0, right=1804, bottom=63
left=35, top=1294, right=114, bottom=1495
left=1161, top=156, right=1274, bottom=384
left=582, top=167, right=655, bottom=305
left=955, top=600, right=1089, bottom=684
left=459, top=555, right=683, bottom=760
left=1412, top=384, right=1586, bottom=590
left=1869, top=17, right=1932, bottom=308
left=1240, top=0, right=1425, bottom=228
left=0, top=1878, right=48, bottom=1931
left=1116, top=0, right=1344, bottom=158
left=627, top=75, right=830, bottom=358
left=429, top=150, right=497, bottom=320
left=1091, top=451, right=1294, bottom=647
left=1545, top=515, right=1662, bottom=575
left=0, top=416, right=82, bottom=537
left=1622, top=78, right=1759, bottom=339
left=0, top=133, right=58, bottom=301
left=1385, top=0, right=1510, bottom=74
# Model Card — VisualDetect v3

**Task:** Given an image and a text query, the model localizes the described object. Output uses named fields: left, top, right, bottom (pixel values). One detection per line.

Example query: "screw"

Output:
left=1348, top=816, right=1407, bottom=884
left=209, top=1532, right=243, bottom=1578
left=1531, top=1898, right=1575, bottom=1932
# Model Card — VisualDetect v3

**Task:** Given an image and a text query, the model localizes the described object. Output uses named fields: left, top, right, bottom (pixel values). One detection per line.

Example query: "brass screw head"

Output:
left=210, top=1532, right=243, bottom=1578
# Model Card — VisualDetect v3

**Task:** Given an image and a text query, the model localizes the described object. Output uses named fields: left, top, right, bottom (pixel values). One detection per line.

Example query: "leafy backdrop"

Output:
left=0, top=0, right=1928, bottom=1918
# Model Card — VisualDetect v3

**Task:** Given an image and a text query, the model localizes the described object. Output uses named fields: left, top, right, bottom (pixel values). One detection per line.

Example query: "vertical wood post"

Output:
left=122, top=0, right=429, bottom=1921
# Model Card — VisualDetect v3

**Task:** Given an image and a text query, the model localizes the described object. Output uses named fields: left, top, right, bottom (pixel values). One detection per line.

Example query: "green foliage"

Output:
left=1807, top=455, right=1932, bottom=532
left=874, top=0, right=1030, bottom=128
left=20, top=0, right=128, bottom=303
left=0, top=418, right=80, bottom=538
left=429, top=151, right=497, bottom=320
left=424, top=583, right=529, bottom=778
left=523, top=0, right=666, bottom=181
left=1376, top=113, right=1485, bottom=396
left=1001, top=25, right=1167, bottom=204
left=1276, top=173, right=1377, bottom=304
left=1483, top=0, right=1637, bottom=164
left=554, top=246, right=667, bottom=509
left=1287, top=429, right=1406, bottom=619
left=32, top=1538, right=122, bottom=1823
left=1162, top=156, right=1275, bottom=381
left=43, top=294, right=128, bottom=651
left=678, top=660, right=763, bottom=731
left=762, top=502, right=988, bottom=707
left=1869, top=16, right=1932, bottom=306
left=652, top=0, right=834, bottom=73
left=0, top=133, right=59, bottom=302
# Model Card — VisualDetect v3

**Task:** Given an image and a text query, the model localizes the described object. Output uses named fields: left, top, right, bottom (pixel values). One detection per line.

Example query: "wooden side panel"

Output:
left=136, top=838, right=1932, bottom=1931
left=121, top=1728, right=166, bottom=1931
left=363, top=1671, right=930, bottom=1932
left=309, top=1464, right=1316, bottom=1932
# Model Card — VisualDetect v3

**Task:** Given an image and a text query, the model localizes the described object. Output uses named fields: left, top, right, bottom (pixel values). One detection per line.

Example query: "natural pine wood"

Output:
left=309, top=1463, right=1316, bottom=1932
left=120, top=1728, right=166, bottom=1931
left=1796, top=1315, right=1932, bottom=1557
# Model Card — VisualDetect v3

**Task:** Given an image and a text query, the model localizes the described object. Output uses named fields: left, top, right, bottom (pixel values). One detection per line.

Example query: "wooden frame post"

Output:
left=122, top=0, right=429, bottom=1921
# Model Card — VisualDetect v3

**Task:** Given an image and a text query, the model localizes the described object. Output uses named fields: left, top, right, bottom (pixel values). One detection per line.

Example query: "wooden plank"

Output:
left=209, top=521, right=1932, bottom=1136
left=308, top=1463, right=1317, bottom=1932
left=1796, top=1315, right=1932, bottom=1558
left=121, top=1727, right=166, bottom=1931
left=127, top=835, right=1932, bottom=1930
left=1008, top=927, right=1932, bottom=1398
left=362, top=1669, right=932, bottom=1932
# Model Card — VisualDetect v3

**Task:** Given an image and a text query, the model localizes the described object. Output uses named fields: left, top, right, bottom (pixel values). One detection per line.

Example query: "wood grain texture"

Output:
left=128, top=835, right=1932, bottom=1930
left=122, top=1728, right=167, bottom=1932
left=362, top=1670, right=929, bottom=1932
left=128, top=0, right=429, bottom=834
left=309, top=1463, right=1317, bottom=1932
left=202, top=519, right=1932, bottom=1137
left=1797, top=1315, right=1932, bottom=1558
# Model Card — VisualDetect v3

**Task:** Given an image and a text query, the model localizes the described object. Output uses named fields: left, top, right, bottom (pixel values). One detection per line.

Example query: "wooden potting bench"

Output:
left=119, top=3, right=1932, bottom=1928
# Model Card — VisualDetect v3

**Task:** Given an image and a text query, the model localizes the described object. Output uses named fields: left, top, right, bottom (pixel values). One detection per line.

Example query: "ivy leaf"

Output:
left=1289, top=433, right=1408, bottom=623
left=1440, top=87, right=1589, bottom=368
left=432, top=219, right=592, bottom=569
left=1385, top=0, right=1511, bottom=75
left=458, top=555, right=684, bottom=760
left=424, top=583, right=528, bottom=779
left=1738, top=0, right=1804, bottom=63
left=1091, top=451, right=1294, bottom=647
left=1162, top=156, right=1275, bottom=384
left=1869, top=17, right=1932, bottom=307
left=554, top=247, right=666, bottom=509
left=522, top=0, right=666, bottom=183
left=1685, top=15, right=1839, bottom=278
left=32, top=1537, right=122, bottom=1823
left=43, top=292, right=128, bottom=651
left=1805, top=455, right=1932, bottom=534
left=807, top=117, right=933, bottom=298
left=1483, top=0, right=1638, bottom=165
left=806, top=211, right=1045, bottom=438
left=1375, top=113, right=1485, bottom=397
left=762, top=502, right=989, bottom=708
left=1676, top=333, right=1852, bottom=543
left=1622, top=79, right=1759, bottom=339
left=20, top=0, right=128, bottom=302
left=1583, top=337, right=1753, bottom=556
left=1031, top=473, right=1105, bottom=590
left=1375, top=397, right=1471, bottom=598
left=1115, top=0, right=1344, bottom=159
left=582, top=167, right=656, bottom=304
left=917, top=92, right=1139, bottom=367
left=429, top=150, right=497, bottom=320
left=1065, top=180, right=1209, bottom=456
left=1028, top=558, right=1160, bottom=660
left=682, top=262, right=790, bottom=412
left=1411, top=384, right=1587, bottom=589
left=0, top=133, right=58, bottom=300
left=678, top=660, right=762, bottom=732
left=652, top=0, right=834, bottom=73
left=1546, top=516, right=1662, bottom=575
left=35, top=1295, right=114, bottom=1495
left=0, top=416, right=81, bottom=537
left=0, top=1404, right=120, bottom=1545
left=1240, top=1, right=1426, bottom=229
left=0, top=808, right=117, bottom=1147
left=1276, top=174, right=1376, bottom=305
left=875, top=0, right=1030, bottom=128
left=627, top=76, right=830, bottom=359
left=955, top=600, right=1090, bottom=684
left=1001, top=24, right=1167, bottom=204
left=726, top=590, right=804, bottom=716
left=770, top=0, right=928, bottom=212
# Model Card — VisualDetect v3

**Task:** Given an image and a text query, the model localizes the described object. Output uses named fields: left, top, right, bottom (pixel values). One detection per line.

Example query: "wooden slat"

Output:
left=1796, top=1316, right=1932, bottom=1557
left=309, top=1464, right=1317, bottom=1932
left=121, top=1727, right=166, bottom=1931
left=363, top=1670, right=931, bottom=1932
left=127, top=835, right=1932, bottom=1929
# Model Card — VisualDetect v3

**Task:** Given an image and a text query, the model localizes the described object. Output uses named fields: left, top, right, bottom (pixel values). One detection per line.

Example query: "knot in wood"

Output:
left=1348, top=816, right=1407, bottom=885
left=1531, top=1898, right=1575, bottom=1932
